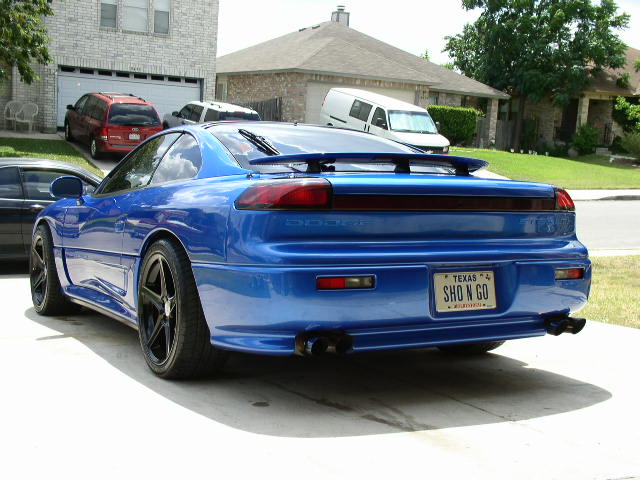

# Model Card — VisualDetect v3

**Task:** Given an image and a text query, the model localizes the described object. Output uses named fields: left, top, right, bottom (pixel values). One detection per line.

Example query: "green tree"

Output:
left=445, top=0, right=629, bottom=149
left=614, top=96, right=640, bottom=132
left=0, top=0, right=54, bottom=85
left=420, top=49, right=430, bottom=61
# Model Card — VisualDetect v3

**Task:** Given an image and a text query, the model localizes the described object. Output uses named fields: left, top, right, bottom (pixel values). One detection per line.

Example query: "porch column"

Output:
left=485, top=97, right=499, bottom=147
left=576, top=95, right=590, bottom=131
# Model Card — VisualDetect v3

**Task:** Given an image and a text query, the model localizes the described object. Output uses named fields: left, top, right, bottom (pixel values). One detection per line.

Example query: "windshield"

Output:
left=108, top=104, right=160, bottom=126
left=207, top=123, right=451, bottom=174
left=388, top=111, right=437, bottom=134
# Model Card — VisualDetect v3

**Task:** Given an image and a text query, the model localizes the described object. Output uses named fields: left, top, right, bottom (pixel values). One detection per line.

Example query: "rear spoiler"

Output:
left=249, top=152, right=488, bottom=176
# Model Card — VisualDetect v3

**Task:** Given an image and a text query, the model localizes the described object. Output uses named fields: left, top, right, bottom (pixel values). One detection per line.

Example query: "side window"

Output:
left=98, top=133, right=181, bottom=195
left=22, top=170, right=72, bottom=201
left=74, top=95, right=88, bottom=112
left=178, top=104, right=192, bottom=119
left=92, top=99, right=107, bottom=121
left=204, top=108, right=218, bottom=122
left=0, top=167, right=23, bottom=199
left=190, top=105, right=204, bottom=122
left=82, top=96, right=97, bottom=117
left=150, top=134, right=202, bottom=185
left=371, top=107, right=388, bottom=129
left=349, top=100, right=373, bottom=122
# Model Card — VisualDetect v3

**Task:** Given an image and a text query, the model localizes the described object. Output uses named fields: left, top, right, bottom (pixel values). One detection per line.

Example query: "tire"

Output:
left=438, top=341, right=505, bottom=356
left=64, top=121, right=73, bottom=141
left=162, top=122, right=169, bottom=130
left=137, top=239, right=227, bottom=379
left=30, top=224, right=77, bottom=316
left=90, top=138, right=102, bottom=159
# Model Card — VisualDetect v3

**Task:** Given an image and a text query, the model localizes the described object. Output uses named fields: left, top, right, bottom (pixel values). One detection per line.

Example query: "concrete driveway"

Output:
left=1, top=265, right=639, bottom=480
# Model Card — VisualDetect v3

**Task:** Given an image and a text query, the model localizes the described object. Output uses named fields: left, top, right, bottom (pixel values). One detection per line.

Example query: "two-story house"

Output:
left=5, top=0, right=218, bottom=133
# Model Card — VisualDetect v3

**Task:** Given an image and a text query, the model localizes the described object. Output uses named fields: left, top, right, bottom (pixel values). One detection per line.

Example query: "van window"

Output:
left=349, top=100, right=373, bottom=122
left=371, top=107, right=387, bottom=129
left=190, top=105, right=204, bottom=122
left=204, top=108, right=218, bottom=122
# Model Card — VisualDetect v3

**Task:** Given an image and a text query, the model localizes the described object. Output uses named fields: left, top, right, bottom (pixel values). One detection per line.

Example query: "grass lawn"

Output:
left=453, top=147, right=640, bottom=189
left=0, top=138, right=103, bottom=177
left=579, top=255, right=640, bottom=329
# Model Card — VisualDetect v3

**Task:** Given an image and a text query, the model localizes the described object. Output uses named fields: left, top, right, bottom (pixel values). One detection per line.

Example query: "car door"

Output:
left=78, top=95, right=98, bottom=144
left=368, top=106, right=390, bottom=139
left=348, top=99, right=373, bottom=132
left=62, top=133, right=181, bottom=315
left=68, top=95, right=88, bottom=139
left=175, top=104, right=194, bottom=126
left=0, top=166, right=26, bottom=259
left=19, top=168, right=92, bottom=253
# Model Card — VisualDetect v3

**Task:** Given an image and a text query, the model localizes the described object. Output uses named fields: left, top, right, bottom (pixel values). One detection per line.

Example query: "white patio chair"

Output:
left=3, top=100, right=23, bottom=130
left=15, top=102, right=38, bottom=133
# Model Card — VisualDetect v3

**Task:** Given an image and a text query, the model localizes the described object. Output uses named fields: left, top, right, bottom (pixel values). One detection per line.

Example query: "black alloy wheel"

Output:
left=30, top=225, right=77, bottom=315
left=137, top=239, right=227, bottom=379
left=139, top=253, right=178, bottom=365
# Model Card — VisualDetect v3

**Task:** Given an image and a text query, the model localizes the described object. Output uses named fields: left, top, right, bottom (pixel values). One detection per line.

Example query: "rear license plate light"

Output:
left=317, top=276, right=375, bottom=290
left=555, top=268, right=584, bottom=280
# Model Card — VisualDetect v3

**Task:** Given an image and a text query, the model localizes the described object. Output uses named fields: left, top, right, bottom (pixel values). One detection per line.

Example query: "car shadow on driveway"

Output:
left=23, top=306, right=612, bottom=438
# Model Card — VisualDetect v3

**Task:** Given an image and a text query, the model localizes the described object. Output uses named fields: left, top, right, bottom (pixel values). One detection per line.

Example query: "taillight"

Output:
left=555, top=268, right=584, bottom=280
left=317, top=276, right=375, bottom=290
left=235, top=178, right=332, bottom=210
left=99, top=127, right=109, bottom=141
left=555, top=188, right=575, bottom=211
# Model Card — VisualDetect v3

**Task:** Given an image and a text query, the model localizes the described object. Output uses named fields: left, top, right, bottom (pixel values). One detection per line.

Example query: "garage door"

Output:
left=57, top=67, right=202, bottom=127
left=305, top=82, right=416, bottom=125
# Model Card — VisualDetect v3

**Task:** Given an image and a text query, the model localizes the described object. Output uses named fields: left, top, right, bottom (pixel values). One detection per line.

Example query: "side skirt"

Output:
left=67, top=295, right=138, bottom=331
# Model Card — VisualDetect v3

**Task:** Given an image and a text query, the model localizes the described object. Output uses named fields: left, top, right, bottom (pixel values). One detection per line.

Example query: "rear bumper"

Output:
left=192, top=258, right=591, bottom=355
left=98, top=140, right=136, bottom=154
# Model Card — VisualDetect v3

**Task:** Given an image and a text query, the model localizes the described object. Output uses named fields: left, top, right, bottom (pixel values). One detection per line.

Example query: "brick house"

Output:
left=513, top=47, right=640, bottom=147
left=2, top=0, right=218, bottom=133
left=215, top=7, right=509, bottom=147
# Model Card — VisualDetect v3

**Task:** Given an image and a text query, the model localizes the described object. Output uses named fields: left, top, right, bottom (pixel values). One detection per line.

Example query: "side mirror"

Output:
left=50, top=176, right=84, bottom=199
left=66, top=104, right=75, bottom=110
left=436, top=121, right=441, bottom=131
left=172, top=111, right=179, bottom=117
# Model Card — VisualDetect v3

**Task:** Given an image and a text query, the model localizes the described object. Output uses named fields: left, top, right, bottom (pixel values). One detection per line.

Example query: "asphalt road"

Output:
left=575, top=200, right=640, bottom=251
left=1, top=267, right=639, bottom=480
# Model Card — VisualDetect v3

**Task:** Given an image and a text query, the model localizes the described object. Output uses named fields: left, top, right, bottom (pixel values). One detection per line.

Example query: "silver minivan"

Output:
left=320, top=88, right=450, bottom=153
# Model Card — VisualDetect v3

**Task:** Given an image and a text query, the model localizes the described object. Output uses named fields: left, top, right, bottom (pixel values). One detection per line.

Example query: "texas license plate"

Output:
left=434, top=270, right=496, bottom=312
left=129, top=133, right=141, bottom=140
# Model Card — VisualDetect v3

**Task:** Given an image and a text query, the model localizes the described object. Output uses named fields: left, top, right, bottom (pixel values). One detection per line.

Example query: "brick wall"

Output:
left=12, top=0, right=218, bottom=132
left=523, top=98, right=562, bottom=143
left=0, top=63, right=12, bottom=128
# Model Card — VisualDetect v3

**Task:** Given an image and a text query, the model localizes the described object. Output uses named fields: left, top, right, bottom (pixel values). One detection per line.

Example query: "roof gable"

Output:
left=588, top=47, right=640, bottom=96
left=217, top=21, right=509, bottom=99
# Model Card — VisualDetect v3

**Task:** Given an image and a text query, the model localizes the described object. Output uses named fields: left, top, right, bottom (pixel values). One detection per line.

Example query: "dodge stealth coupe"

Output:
left=31, top=122, right=591, bottom=379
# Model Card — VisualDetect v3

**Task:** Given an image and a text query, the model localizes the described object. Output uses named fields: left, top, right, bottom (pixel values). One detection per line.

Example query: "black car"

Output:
left=0, top=158, right=101, bottom=260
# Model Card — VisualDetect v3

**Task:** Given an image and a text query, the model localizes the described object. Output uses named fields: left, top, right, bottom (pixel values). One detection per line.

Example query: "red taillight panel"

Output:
left=555, top=189, right=575, bottom=211
left=555, top=268, right=584, bottom=280
left=235, top=178, right=332, bottom=210
left=317, top=276, right=375, bottom=290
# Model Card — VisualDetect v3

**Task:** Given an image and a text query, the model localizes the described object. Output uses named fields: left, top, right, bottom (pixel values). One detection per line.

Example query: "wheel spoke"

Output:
left=164, top=321, right=172, bottom=359
left=33, top=247, right=45, bottom=268
left=158, top=260, right=167, bottom=298
left=146, top=316, right=164, bottom=349
left=141, top=286, right=163, bottom=311
left=32, top=270, right=46, bottom=290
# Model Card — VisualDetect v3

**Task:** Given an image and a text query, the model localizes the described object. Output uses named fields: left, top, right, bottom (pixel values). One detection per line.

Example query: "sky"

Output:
left=217, top=0, right=640, bottom=65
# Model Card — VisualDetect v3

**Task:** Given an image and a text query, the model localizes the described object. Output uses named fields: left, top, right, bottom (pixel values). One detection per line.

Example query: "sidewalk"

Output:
left=567, top=189, right=640, bottom=201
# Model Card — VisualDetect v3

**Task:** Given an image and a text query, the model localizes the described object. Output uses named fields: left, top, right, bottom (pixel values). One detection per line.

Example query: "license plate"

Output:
left=129, top=133, right=141, bottom=140
left=434, top=270, right=496, bottom=312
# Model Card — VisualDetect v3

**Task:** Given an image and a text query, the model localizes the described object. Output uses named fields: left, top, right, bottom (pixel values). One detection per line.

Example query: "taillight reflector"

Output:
left=317, top=276, right=375, bottom=290
left=556, top=189, right=575, bottom=211
left=555, top=268, right=584, bottom=280
left=235, top=178, right=332, bottom=210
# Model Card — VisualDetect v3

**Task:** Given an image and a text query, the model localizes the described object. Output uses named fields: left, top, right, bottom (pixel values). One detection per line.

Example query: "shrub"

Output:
left=571, top=124, right=599, bottom=154
left=610, top=136, right=628, bottom=155
left=620, top=132, right=640, bottom=159
left=613, top=96, right=640, bottom=133
left=427, top=105, right=483, bottom=146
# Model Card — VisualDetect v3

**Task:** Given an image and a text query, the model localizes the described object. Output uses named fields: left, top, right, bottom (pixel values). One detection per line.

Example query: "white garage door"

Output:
left=305, top=82, right=416, bottom=125
left=57, top=67, right=202, bottom=127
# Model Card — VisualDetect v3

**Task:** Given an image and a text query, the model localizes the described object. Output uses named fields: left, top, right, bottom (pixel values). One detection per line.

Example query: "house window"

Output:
left=123, top=0, right=148, bottom=32
left=100, top=0, right=117, bottom=28
left=154, top=0, right=170, bottom=34
left=428, top=93, right=439, bottom=105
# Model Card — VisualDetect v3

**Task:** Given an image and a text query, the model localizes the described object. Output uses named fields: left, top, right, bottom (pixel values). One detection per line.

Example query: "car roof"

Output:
left=91, top=92, right=151, bottom=105
left=0, top=158, right=102, bottom=184
left=330, top=88, right=426, bottom=112
left=189, top=100, right=258, bottom=114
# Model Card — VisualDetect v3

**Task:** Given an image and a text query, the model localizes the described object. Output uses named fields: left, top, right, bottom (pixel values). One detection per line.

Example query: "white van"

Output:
left=320, top=88, right=450, bottom=154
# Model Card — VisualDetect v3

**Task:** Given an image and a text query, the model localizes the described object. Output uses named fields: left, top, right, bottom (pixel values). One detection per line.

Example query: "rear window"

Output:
left=207, top=123, right=438, bottom=174
left=108, top=104, right=160, bottom=126
left=218, top=111, right=260, bottom=121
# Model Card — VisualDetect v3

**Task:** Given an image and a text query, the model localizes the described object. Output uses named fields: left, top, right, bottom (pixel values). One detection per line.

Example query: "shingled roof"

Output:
left=217, top=21, right=509, bottom=99
left=589, top=47, right=640, bottom=96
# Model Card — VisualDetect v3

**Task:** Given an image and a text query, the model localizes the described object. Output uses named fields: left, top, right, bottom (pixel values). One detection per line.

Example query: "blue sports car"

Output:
left=31, top=122, right=590, bottom=379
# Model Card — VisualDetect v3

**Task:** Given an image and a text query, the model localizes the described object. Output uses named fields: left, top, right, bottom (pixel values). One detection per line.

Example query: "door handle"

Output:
left=114, top=218, right=126, bottom=232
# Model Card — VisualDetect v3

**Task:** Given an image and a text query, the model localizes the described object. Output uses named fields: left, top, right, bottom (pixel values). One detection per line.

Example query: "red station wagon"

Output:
left=64, top=93, right=163, bottom=159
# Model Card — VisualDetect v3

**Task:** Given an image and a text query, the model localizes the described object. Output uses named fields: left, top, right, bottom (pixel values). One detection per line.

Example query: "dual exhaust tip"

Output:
left=545, top=315, right=587, bottom=336
left=298, top=333, right=354, bottom=356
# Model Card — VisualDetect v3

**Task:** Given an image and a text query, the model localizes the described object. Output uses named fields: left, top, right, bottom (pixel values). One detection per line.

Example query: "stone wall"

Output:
left=11, top=0, right=218, bottom=132
left=523, top=98, right=562, bottom=143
